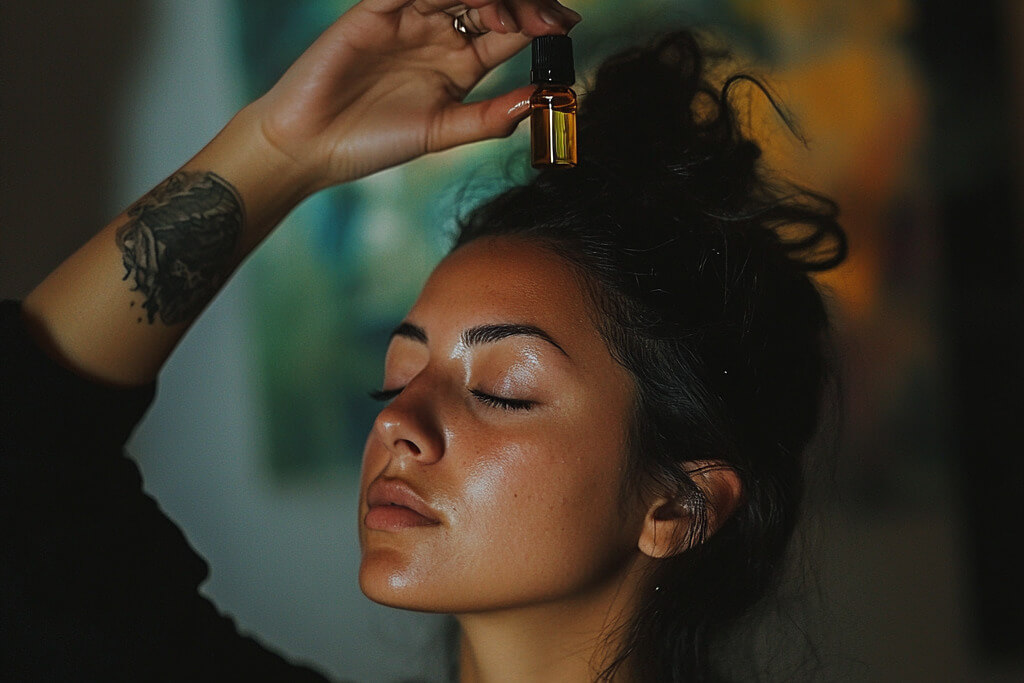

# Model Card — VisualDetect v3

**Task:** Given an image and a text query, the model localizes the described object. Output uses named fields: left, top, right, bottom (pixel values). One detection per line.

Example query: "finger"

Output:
left=467, top=5, right=579, bottom=77
left=469, top=6, right=576, bottom=73
left=475, top=4, right=519, bottom=34
left=469, top=29, right=534, bottom=72
left=509, top=1, right=581, bottom=36
left=419, top=1, right=578, bottom=36
left=453, top=6, right=503, bottom=34
left=429, top=84, right=536, bottom=152
left=410, top=0, right=505, bottom=14
left=440, top=4, right=532, bottom=35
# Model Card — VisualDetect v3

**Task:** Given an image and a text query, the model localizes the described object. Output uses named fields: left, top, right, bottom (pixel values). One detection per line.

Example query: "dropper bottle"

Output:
left=530, top=35, right=577, bottom=168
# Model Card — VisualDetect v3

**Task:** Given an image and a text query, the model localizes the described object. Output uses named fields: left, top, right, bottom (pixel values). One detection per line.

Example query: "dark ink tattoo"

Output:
left=116, top=171, right=244, bottom=325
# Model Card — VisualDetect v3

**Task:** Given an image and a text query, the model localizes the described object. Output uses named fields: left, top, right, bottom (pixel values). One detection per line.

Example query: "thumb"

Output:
left=431, top=85, right=537, bottom=151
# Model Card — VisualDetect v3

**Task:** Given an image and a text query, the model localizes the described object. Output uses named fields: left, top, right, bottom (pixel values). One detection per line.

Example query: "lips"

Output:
left=364, top=478, right=441, bottom=530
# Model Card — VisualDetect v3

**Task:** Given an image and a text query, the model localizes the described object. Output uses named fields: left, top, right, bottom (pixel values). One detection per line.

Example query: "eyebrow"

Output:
left=389, top=322, right=569, bottom=357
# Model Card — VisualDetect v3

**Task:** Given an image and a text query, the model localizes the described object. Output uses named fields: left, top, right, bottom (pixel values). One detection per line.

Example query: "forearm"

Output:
left=22, top=106, right=312, bottom=387
left=20, top=1, right=578, bottom=388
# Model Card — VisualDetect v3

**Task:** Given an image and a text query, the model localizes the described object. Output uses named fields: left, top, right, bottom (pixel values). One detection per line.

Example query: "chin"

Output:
left=358, top=555, right=445, bottom=613
left=359, top=559, right=515, bottom=614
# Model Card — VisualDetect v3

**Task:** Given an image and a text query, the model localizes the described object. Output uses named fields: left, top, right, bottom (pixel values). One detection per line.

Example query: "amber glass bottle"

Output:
left=530, top=35, right=577, bottom=168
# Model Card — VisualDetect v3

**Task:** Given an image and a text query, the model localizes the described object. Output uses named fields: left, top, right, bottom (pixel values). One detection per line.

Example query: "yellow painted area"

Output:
left=726, top=0, right=923, bottom=320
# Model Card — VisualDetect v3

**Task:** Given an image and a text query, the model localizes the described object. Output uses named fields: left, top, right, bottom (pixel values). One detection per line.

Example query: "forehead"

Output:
left=411, top=237, right=594, bottom=336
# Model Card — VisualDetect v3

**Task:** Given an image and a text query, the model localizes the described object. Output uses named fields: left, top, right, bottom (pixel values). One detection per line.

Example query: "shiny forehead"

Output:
left=402, top=236, right=598, bottom=358
left=389, top=321, right=569, bottom=357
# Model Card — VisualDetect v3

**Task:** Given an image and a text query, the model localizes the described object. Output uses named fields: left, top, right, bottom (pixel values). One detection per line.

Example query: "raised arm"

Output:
left=22, top=0, right=580, bottom=386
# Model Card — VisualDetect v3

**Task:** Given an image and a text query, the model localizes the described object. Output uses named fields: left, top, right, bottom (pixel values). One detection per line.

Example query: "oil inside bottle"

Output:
left=530, top=87, right=577, bottom=168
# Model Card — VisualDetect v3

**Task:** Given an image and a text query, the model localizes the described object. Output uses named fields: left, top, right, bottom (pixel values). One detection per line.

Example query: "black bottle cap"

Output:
left=531, top=35, right=575, bottom=86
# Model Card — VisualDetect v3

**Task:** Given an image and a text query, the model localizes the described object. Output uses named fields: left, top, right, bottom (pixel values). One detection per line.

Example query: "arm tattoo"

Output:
left=116, top=170, right=244, bottom=325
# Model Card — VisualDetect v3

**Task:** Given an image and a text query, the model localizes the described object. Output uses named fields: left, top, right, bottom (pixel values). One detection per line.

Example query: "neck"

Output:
left=455, top=562, right=648, bottom=683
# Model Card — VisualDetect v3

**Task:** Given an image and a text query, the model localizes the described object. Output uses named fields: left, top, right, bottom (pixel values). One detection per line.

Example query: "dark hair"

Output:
left=452, top=29, right=846, bottom=682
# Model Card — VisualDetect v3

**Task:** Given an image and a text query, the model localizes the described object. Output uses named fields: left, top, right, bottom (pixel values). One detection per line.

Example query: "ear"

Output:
left=637, top=461, right=743, bottom=559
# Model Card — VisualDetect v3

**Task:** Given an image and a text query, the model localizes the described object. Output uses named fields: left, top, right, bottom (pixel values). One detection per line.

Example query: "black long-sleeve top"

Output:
left=0, top=300, right=331, bottom=682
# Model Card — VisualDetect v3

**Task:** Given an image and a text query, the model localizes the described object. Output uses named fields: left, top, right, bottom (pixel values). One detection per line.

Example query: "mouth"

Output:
left=364, top=478, right=441, bottom=531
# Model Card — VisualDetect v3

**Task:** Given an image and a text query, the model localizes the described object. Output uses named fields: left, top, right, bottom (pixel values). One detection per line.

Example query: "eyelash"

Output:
left=470, top=389, right=534, bottom=411
left=367, top=387, right=534, bottom=411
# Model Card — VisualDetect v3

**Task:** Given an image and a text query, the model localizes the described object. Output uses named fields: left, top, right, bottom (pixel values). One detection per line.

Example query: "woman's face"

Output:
left=358, top=236, right=644, bottom=613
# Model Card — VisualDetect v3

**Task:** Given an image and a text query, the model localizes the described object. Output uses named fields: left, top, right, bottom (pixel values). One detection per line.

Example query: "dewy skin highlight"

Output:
left=530, top=35, right=577, bottom=168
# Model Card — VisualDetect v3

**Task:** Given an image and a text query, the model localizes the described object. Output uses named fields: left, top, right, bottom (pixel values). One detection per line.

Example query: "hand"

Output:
left=247, top=0, right=581, bottom=192
left=19, top=1, right=581, bottom=386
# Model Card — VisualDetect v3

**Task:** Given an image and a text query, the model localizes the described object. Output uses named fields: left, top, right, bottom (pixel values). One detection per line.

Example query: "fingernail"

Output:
left=557, top=4, right=583, bottom=23
left=497, top=5, right=519, bottom=32
left=507, top=99, right=531, bottom=117
left=539, top=9, right=559, bottom=26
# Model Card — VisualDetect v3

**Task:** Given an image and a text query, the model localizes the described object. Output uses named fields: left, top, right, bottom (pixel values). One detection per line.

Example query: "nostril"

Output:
left=397, top=438, right=421, bottom=456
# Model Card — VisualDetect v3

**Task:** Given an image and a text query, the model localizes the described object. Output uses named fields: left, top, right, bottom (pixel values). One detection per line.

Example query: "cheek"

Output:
left=451, top=423, right=637, bottom=587
left=358, top=404, right=639, bottom=611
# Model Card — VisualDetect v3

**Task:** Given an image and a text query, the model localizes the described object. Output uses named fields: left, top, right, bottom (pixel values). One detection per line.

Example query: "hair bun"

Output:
left=553, top=30, right=847, bottom=273
left=578, top=32, right=711, bottom=167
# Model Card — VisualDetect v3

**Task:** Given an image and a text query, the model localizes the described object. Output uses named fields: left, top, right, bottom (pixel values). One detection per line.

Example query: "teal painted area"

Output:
left=231, top=1, right=771, bottom=478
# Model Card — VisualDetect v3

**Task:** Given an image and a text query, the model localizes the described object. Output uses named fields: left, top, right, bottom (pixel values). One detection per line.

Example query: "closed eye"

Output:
left=470, top=389, right=534, bottom=411
left=369, top=387, right=534, bottom=411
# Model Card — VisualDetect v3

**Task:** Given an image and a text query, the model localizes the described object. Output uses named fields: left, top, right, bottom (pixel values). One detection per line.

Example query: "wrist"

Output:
left=181, top=104, right=318, bottom=257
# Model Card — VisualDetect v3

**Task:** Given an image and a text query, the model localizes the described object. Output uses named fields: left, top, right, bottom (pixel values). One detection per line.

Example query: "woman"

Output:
left=2, top=0, right=845, bottom=681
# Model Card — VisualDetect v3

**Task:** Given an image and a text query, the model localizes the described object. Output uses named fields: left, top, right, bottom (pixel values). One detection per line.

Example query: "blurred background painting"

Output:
left=2, top=0, right=1021, bottom=680
left=235, top=0, right=934, bottom=483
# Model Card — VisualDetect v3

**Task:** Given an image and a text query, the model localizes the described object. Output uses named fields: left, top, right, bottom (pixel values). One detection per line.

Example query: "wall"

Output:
left=3, top=1, right=1022, bottom=681
left=2, top=2, right=445, bottom=681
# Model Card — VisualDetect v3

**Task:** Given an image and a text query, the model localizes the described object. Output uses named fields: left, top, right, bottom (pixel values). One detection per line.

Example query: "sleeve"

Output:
left=0, top=300, right=332, bottom=682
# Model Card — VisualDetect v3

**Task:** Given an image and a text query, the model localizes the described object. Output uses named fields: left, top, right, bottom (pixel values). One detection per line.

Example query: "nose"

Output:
left=371, top=381, right=445, bottom=465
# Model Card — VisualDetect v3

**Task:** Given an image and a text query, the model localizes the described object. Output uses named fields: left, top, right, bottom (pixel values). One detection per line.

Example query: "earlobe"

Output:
left=637, top=462, right=743, bottom=559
